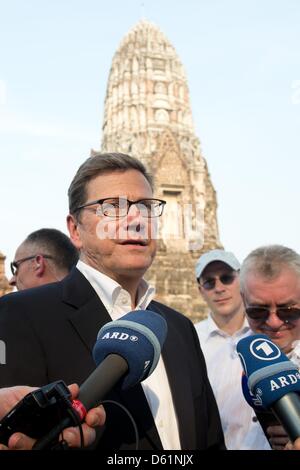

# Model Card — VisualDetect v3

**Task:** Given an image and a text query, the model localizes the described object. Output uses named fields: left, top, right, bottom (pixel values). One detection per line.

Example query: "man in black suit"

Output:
left=0, top=153, right=225, bottom=450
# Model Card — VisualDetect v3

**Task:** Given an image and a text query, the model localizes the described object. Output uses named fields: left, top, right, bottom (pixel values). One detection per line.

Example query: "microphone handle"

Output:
left=272, top=393, right=300, bottom=441
left=33, top=354, right=128, bottom=450
left=78, top=353, right=129, bottom=410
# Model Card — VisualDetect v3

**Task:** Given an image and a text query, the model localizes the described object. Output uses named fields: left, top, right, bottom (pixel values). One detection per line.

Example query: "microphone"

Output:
left=33, top=309, right=167, bottom=449
left=241, top=372, right=265, bottom=411
left=78, top=309, right=168, bottom=410
left=237, top=334, right=300, bottom=441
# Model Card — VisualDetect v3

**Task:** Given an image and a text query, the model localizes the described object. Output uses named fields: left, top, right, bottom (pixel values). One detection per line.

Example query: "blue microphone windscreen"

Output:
left=93, top=310, right=168, bottom=390
left=241, top=372, right=264, bottom=410
left=237, top=334, right=300, bottom=408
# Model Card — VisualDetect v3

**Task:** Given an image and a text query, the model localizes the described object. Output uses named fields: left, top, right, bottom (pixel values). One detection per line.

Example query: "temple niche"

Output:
left=99, top=20, right=221, bottom=321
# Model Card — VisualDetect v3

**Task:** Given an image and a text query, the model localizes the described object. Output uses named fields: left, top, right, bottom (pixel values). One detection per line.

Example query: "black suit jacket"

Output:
left=0, top=268, right=225, bottom=450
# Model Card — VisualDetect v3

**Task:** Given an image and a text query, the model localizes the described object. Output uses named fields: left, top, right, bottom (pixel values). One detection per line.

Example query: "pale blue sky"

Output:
left=1, top=0, right=300, bottom=276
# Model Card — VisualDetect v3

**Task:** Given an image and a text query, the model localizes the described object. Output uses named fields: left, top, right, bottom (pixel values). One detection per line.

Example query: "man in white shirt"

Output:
left=195, top=249, right=270, bottom=449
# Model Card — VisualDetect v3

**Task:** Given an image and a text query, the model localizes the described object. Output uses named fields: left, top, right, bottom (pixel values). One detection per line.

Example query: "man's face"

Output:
left=67, top=169, right=157, bottom=283
left=9, top=243, right=37, bottom=291
left=198, top=261, right=243, bottom=318
left=243, top=268, right=300, bottom=353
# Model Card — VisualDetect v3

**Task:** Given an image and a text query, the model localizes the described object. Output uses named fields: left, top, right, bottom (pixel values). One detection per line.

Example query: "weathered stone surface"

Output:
left=99, top=20, right=222, bottom=321
left=0, top=251, right=12, bottom=297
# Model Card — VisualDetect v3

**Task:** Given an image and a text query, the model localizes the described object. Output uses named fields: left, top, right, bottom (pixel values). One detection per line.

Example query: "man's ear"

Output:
left=67, top=214, right=83, bottom=250
left=35, top=255, right=45, bottom=277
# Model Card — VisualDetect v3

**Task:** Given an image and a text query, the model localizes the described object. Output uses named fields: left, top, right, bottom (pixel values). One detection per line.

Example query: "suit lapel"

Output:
left=67, top=296, right=111, bottom=352
left=61, top=268, right=112, bottom=352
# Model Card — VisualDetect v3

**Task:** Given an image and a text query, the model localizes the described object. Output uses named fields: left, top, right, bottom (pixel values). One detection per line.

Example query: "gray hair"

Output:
left=68, top=152, right=153, bottom=218
left=240, top=244, right=300, bottom=294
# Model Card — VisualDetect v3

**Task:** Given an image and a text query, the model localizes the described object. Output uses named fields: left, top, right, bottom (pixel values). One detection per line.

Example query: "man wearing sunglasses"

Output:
left=195, top=249, right=270, bottom=449
left=240, top=244, right=300, bottom=450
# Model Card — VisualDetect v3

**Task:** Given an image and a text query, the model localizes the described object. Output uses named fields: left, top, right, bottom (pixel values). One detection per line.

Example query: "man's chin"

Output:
left=272, top=337, right=290, bottom=352
left=117, top=261, right=153, bottom=277
left=214, top=304, right=232, bottom=315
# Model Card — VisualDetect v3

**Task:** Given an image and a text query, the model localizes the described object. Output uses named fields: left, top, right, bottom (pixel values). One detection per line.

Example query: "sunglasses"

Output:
left=200, top=273, right=236, bottom=291
left=245, top=305, right=300, bottom=323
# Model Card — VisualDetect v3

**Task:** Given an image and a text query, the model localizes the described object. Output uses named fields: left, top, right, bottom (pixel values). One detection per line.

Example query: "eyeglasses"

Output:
left=10, top=255, right=53, bottom=276
left=245, top=305, right=300, bottom=324
left=74, top=197, right=166, bottom=219
left=200, top=273, right=237, bottom=291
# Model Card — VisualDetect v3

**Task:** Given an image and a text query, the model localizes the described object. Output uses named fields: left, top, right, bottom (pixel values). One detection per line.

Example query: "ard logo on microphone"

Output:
left=101, top=331, right=139, bottom=342
left=250, top=338, right=281, bottom=361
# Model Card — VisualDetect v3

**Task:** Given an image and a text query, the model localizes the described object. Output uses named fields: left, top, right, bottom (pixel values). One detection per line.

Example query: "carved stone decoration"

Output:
left=99, top=20, right=222, bottom=321
left=0, top=251, right=12, bottom=297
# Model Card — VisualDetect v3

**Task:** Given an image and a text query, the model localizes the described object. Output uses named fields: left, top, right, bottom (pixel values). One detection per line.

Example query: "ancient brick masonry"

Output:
left=0, top=251, right=12, bottom=297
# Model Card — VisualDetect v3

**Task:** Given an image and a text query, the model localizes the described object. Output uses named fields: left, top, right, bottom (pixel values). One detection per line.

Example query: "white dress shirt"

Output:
left=76, top=260, right=181, bottom=449
left=289, top=340, right=300, bottom=367
left=195, top=314, right=271, bottom=450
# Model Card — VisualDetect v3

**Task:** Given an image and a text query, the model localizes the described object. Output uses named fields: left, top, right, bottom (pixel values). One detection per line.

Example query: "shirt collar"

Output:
left=288, top=340, right=300, bottom=366
left=76, top=259, right=155, bottom=315
left=206, top=313, right=250, bottom=339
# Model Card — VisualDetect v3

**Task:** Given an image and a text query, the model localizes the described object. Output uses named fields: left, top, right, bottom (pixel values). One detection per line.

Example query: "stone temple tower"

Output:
left=100, top=20, right=221, bottom=321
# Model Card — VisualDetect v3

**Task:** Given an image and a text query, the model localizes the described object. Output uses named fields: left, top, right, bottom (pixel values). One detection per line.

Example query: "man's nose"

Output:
left=127, top=203, right=142, bottom=218
left=125, top=206, right=148, bottom=237
left=9, top=275, right=16, bottom=287
left=126, top=204, right=146, bottom=225
left=265, top=311, right=285, bottom=328
left=214, top=278, right=226, bottom=292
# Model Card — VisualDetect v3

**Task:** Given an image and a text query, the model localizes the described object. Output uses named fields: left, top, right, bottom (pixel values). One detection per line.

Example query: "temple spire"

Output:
left=99, top=20, right=221, bottom=320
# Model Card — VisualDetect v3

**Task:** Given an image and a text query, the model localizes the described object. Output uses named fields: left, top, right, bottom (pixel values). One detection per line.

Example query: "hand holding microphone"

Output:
left=0, top=310, right=167, bottom=450
left=0, top=384, right=105, bottom=450
left=237, top=334, right=300, bottom=442
left=34, top=309, right=167, bottom=449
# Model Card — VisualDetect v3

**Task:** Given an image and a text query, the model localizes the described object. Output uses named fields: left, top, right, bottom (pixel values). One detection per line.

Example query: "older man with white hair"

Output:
left=195, top=249, right=270, bottom=450
left=240, top=244, right=300, bottom=450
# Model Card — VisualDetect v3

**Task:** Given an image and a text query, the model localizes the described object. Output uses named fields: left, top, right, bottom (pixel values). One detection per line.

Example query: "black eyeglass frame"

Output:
left=10, top=254, right=53, bottom=276
left=199, top=272, right=237, bottom=291
left=245, top=305, right=300, bottom=324
left=73, top=197, right=167, bottom=218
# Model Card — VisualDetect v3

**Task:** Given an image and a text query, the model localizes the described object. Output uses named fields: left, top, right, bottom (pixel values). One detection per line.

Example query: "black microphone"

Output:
left=33, top=309, right=168, bottom=449
left=237, top=334, right=300, bottom=441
